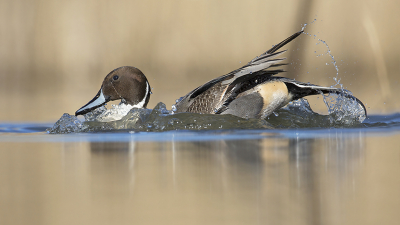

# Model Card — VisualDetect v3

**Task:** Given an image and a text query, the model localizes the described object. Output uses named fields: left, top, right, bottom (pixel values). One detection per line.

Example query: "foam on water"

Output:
left=84, top=103, right=135, bottom=122
left=323, top=92, right=366, bottom=123
left=266, top=94, right=366, bottom=128
left=47, top=102, right=272, bottom=134
left=48, top=113, right=86, bottom=134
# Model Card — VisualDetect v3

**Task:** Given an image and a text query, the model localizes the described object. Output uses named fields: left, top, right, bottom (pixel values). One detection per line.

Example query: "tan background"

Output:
left=1, top=0, right=399, bottom=121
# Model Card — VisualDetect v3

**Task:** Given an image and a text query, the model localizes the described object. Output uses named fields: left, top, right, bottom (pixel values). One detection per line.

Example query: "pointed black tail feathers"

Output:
left=283, top=79, right=367, bottom=116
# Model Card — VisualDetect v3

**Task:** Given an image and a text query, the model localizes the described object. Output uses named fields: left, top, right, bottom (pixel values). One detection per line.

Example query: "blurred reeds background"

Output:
left=1, top=0, right=399, bottom=121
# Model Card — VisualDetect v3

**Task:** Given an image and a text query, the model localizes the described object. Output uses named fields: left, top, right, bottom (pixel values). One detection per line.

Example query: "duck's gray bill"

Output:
left=75, top=89, right=109, bottom=116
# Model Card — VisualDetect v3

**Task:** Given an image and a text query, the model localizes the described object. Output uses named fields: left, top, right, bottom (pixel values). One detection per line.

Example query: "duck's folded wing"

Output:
left=183, top=31, right=303, bottom=101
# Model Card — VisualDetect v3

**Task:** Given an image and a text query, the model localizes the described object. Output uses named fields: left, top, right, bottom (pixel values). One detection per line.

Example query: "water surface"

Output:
left=1, top=115, right=400, bottom=225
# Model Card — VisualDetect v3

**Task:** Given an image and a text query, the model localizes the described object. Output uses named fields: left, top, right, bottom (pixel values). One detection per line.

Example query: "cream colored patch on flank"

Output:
left=257, top=81, right=290, bottom=116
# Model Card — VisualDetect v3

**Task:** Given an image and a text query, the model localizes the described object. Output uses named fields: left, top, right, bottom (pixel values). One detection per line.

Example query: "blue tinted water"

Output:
left=1, top=113, right=399, bottom=143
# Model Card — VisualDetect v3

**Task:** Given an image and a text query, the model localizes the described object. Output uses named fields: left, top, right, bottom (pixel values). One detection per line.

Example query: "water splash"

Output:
left=301, top=18, right=317, bottom=31
left=317, top=38, right=342, bottom=88
left=83, top=106, right=107, bottom=122
left=47, top=102, right=272, bottom=134
left=301, top=23, right=366, bottom=122
left=171, top=97, right=183, bottom=114
left=323, top=92, right=366, bottom=123
left=301, top=18, right=342, bottom=88
left=90, top=103, right=135, bottom=122
left=47, top=113, right=87, bottom=134
left=266, top=93, right=366, bottom=128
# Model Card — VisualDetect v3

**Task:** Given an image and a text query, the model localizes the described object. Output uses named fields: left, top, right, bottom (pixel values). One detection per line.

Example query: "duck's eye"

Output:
left=113, top=75, right=119, bottom=81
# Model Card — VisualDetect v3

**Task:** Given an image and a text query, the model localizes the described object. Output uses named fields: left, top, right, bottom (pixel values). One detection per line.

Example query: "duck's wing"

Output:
left=176, top=31, right=303, bottom=111
left=220, top=30, right=302, bottom=86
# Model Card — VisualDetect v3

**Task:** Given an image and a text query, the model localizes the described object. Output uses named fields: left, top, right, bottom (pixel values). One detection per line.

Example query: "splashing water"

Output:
left=323, top=92, right=366, bottom=123
left=266, top=93, right=366, bottom=128
left=317, top=38, right=342, bottom=88
left=302, top=18, right=342, bottom=88
left=84, top=103, right=135, bottom=122
left=303, top=25, right=366, bottom=122
left=47, top=102, right=272, bottom=134
left=47, top=113, right=86, bottom=134
left=301, top=19, right=316, bottom=31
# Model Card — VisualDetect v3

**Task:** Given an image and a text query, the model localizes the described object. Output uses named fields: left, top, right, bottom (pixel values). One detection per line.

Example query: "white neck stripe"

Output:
left=132, top=81, right=149, bottom=108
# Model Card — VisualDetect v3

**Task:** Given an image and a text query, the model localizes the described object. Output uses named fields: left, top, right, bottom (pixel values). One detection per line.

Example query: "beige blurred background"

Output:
left=1, top=0, right=399, bottom=121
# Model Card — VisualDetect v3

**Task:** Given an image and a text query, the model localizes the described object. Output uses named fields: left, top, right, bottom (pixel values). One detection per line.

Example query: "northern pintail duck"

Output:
left=75, top=31, right=366, bottom=118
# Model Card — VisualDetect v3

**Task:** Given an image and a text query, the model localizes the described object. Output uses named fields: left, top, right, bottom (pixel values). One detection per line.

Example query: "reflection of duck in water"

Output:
left=75, top=31, right=366, bottom=119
